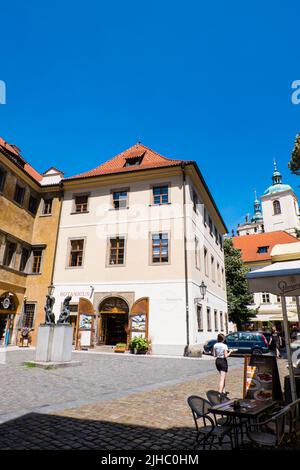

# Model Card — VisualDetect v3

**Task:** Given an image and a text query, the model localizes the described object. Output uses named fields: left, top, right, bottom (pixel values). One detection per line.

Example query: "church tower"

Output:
left=261, top=161, right=300, bottom=235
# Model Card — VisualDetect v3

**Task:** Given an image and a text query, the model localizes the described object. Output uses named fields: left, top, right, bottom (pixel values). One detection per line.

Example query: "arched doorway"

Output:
left=0, top=292, right=19, bottom=346
left=99, top=297, right=129, bottom=345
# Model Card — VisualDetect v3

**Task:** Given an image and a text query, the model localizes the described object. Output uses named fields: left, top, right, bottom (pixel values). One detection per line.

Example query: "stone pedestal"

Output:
left=35, top=324, right=55, bottom=362
left=51, top=325, right=73, bottom=362
left=35, top=324, right=73, bottom=363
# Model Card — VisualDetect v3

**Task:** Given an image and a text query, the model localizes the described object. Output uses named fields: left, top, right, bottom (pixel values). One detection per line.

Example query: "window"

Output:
left=219, top=234, right=223, bottom=250
left=112, top=190, right=128, bottom=210
left=225, top=313, right=228, bottom=334
left=262, top=293, right=270, bottom=303
left=14, top=184, right=25, bottom=206
left=69, top=239, right=84, bottom=267
left=192, top=190, right=198, bottom=212
left=42, top=198, right=53, bottom=215
left=124, top=156, right=144, bottom=167
left=195, top=237, right=200, bottom=269
left=215, top=227, right=219, bottom=244
left=196, top=304, right=203, bottom=331
left=20, top=247, right=30, bottom=272
left=257, top=246, right=269, bottom=254
left=28, top=195, right=38, bottom=215
left=273, top=200, right=281, bottom=215
left=108, top=237, right=125, bottom=265
left=220, top=311, right=224, bottom=332
left=208, top=216, right=213, bottom=235
left=152, top=233, right=169, bottom=263
left=211, top=255, right=215, bottom=282
left=0, top=167, right=6, bottom=192
left=203, top=207, right=207, bottom=226
left=214, top=310, right=218, bottom=331
left=207, top=307, right=211, bottom=331
left=227, top=333, right=239, bottom=342
left=22, top=303, right=35, bottom=328
left=4, top=242, right=17, bottom=268
left=204, top=247, right=208, bottom=276
left=221, top=267, right=225, bottom=288
left=74, top=195, right=88, bottom=213
left=217, top=262, right=220, bottom=286
left=152, top=185, right=169, bottom=205
left=276, top=296, right=281, bottom=303
left=32, top=249, right=43, bottom=273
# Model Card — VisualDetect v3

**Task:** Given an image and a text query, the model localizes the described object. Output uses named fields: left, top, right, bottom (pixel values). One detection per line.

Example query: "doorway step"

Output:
left=94, top=345, right=115, bottom=353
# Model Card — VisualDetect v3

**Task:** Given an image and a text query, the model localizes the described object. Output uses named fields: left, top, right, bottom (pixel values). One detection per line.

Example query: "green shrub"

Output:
left=128, top=337, right=150, bottom=352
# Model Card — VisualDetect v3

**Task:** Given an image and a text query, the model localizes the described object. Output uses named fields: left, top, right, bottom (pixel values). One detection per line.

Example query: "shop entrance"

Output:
left=0, top=292, right=18, bottom=346
left=0, top=314, right=15, bottom=346
left=99, top=297, right=129, bottom=345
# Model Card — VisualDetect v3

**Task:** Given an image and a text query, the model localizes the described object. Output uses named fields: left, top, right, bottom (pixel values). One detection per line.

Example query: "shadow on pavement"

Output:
left=0, top=412, right=199, bottom=450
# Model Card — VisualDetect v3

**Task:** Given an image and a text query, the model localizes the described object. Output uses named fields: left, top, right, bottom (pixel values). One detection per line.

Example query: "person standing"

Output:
left=213, top=333, right=234, bottom=394
left=269, top=326, right=282, bottom=358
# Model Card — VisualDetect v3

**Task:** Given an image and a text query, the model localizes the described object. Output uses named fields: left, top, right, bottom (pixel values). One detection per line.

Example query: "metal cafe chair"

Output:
left=287, top=398, right=300, bottom=438
left=206, top=390, right=231, bottom=426
left=187, top=395, right=233, bottom=450
left=246, top=406, right=290, bottom=448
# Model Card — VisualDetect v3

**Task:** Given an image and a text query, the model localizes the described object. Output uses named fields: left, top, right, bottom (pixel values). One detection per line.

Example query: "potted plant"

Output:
left=128, top=337, right=150, bottom=355
left=20, top=327, right=31, bottom=347
left=114, top=342, right=127, bottom=353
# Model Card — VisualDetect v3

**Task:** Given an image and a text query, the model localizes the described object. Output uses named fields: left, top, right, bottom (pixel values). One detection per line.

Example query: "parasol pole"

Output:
left=296, top=296, right=300, bottom=331
left=281, top=295, right=297, bottom=402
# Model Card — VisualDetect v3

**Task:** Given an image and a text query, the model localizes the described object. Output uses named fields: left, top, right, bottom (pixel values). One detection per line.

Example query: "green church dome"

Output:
left=263, top=161, right=292, bottom=195
left=263, top=183, right=292, bottom=195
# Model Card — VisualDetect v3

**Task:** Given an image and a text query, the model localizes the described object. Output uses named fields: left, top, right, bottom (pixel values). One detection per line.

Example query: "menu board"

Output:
left=243, top=355, right=282, bottom=402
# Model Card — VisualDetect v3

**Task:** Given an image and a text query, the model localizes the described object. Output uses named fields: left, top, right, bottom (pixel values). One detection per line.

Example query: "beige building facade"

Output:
left=52, top=144, right=228, bottom=355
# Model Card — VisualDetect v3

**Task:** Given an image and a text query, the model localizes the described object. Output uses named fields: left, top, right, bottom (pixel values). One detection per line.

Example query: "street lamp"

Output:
left=48, top=284, right=55, bottom=296
left=199, top=281, right=207, bottom=299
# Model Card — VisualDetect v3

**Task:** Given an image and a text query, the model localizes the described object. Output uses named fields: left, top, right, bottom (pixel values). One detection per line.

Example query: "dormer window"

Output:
left=257, top=246, right=269, bottom=254
left=124, top=155, right=144, bottom=167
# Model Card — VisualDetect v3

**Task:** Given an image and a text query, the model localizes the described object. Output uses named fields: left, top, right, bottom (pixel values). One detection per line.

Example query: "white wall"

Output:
left=261, top=191, right=300, bottom=233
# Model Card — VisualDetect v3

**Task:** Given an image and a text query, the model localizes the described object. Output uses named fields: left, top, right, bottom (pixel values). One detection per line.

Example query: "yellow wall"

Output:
left=0, top=150, right=62, bottom=345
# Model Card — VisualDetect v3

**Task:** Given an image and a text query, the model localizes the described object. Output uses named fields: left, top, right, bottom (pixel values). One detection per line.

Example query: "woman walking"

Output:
left=269, top=326, right=282, bottom=358
left=213, top=333, right=234, bottom=394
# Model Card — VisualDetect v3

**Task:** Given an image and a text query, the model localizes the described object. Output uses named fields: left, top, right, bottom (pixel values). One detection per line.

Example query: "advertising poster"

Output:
left=243, top=355, right=283, bottom=401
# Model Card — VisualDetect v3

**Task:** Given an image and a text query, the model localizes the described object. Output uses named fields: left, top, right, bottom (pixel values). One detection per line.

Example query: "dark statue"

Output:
left=57, top=296, right=72, bottom=324
left=44, top=295, right=56, bottom=324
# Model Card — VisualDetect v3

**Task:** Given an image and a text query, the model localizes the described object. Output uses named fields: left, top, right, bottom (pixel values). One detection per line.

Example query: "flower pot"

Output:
left=114, top=348, right=126, bottom=353
left=136, top=349, right=147, bottom=355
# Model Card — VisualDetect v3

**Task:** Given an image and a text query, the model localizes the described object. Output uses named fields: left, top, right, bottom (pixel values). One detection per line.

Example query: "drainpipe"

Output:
left=181, top=163, right=190, bottom=354
left=49, top=185, right=64, bottom=293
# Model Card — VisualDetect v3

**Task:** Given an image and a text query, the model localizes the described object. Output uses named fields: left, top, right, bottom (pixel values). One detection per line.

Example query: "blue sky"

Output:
left=1, top=0, right=300, bottom=232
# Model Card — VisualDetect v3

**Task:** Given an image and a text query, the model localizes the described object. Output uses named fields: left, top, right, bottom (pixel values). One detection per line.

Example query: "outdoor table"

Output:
left=209, top=398, right=277, bottom=449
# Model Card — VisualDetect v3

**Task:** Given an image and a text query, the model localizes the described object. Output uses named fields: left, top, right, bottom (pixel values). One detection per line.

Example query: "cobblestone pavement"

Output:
left=0, top=351, right=294, bottom=450
left=0, top=349, right=242, bottom=421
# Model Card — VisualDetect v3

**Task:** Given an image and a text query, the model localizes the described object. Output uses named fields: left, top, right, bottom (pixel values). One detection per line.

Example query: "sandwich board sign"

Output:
left=243, top=355, right=283, bottom=402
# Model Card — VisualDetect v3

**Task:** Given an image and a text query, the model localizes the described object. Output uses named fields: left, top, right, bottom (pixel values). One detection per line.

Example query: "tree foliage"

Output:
left=224, top=238, right=256, bottom=329
left=288, top=133, right=300, bottom=176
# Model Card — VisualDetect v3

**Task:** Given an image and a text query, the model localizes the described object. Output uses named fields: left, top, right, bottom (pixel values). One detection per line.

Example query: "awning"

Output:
left=247, top=260, right=300, bottom=296
left=246, top=259, right=300, bottom=402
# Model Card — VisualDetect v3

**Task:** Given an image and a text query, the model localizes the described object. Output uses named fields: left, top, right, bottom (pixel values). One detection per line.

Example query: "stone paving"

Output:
left=0, top=350, right=296, bottom=450
left=0, top=349, right=242, bottom=420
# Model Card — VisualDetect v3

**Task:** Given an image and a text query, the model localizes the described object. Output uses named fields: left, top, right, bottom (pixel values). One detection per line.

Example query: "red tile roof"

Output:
left=0, top=136, right=43, bottom=183
left=66, top=143, right=190, bottom=180
left=232, top=231, right=299, bottom=263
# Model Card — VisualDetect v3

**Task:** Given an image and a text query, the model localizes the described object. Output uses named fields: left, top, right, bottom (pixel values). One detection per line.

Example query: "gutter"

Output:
left=49, top=182, right=64, bottom=287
